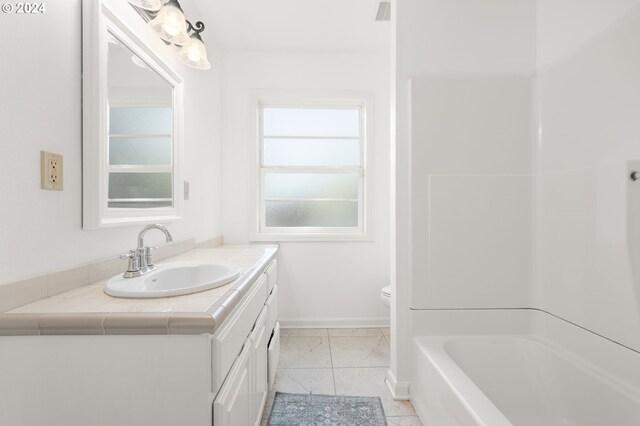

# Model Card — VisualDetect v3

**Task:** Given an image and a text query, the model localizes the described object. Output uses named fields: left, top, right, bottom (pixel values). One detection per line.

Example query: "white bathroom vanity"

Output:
left=0, top=245, right=279, bottom=426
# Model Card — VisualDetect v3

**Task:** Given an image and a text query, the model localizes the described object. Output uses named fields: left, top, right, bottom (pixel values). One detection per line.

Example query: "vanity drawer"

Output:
left=213, top=337, right=252, bottom=426
left=266, top=285, right=278, bottom=334
left=267, top=322, right=280, bottom=390
left=266, top=260, right=278, bottom=293
left=212, top=273, right=268, bottom=393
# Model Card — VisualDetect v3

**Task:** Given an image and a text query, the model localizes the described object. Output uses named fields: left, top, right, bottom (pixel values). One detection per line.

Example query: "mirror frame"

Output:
left=82, top=0, right=184, bottom=229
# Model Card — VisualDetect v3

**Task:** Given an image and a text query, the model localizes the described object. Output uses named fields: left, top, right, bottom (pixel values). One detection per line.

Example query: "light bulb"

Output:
left=163, top=23, right=179, bottom=37
left=187, top=45, right=201, bottom=62
left=148, top=3, right=190, bottom=45
left=178, top=36, right=211, bottom=70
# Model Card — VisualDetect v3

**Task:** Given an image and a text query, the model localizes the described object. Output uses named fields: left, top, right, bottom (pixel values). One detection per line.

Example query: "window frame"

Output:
left=250, top=90, right=374, bottom=242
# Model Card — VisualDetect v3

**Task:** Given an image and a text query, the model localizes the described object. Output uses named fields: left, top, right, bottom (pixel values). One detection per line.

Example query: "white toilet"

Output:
left=380, top=285, right=391, bottom=309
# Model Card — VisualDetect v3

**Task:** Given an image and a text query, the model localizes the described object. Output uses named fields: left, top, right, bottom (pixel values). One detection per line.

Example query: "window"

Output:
left=254, top=93, right=372, bottom=240
left=108, top=106, right=174, bottom=209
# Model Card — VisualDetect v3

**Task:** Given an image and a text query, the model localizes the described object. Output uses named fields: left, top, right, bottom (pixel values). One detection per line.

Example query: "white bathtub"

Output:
left=410, top=311, right=640, bottom=426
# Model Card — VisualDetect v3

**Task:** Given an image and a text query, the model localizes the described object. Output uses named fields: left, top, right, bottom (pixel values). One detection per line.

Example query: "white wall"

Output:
left=0, top=0, right=223, bottom=284
left=221, top=51, right=391, bottom=326
left=535, top=3, right=640, bottom=351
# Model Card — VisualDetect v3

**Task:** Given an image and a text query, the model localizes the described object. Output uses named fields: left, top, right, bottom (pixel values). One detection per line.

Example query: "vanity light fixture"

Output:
left=177, top=21, right=211, bottom=70
left=126, top=0, right=162, bottom=11
left=148, top=0, right=190, bottom=45
left=127, top=0, right=211, bottom=70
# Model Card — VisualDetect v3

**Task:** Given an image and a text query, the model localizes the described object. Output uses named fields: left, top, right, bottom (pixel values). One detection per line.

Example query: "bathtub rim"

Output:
left=413, top=334, right=513, bottom=426
left=414, top=333, right=640, bottom=426
left=410, top=309, right=640, bottom=425
left=411, top=308, right=640, bottom=392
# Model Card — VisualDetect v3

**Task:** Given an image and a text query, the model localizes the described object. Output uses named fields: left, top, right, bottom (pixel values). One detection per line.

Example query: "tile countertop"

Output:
left=0, top=245, right=278, bottom=336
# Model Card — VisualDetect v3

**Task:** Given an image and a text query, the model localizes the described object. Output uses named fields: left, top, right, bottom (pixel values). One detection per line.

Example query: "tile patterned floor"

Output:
left=261, top=327, right=422, bottom=426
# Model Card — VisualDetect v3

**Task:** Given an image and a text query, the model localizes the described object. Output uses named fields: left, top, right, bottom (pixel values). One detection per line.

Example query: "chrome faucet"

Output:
left=120, top=224, right=174, bottom=278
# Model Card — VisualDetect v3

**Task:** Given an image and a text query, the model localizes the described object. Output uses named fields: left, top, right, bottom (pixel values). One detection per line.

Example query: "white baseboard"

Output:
left=279, top=317, right=390, bottom=329
left=385, top=369, right=410, bottom=400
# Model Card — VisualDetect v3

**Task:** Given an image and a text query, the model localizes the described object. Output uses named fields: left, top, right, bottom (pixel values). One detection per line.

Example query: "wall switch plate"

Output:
left=184, top=181, right=190, bottom=200
left=40, top=150, right=63, bottom=191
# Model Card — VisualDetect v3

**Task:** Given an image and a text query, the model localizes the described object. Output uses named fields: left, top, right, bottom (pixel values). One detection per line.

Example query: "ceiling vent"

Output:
left=375, top=1, right=391, bottom=21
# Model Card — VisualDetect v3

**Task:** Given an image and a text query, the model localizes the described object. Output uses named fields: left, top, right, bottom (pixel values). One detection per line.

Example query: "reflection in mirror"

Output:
left=107, top=32, right=174, bottom=209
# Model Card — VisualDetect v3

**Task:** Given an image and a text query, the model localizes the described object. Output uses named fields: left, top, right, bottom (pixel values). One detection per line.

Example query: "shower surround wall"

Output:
left=410, top=76, right=534, bottom=310
left=395, top=0, right=640, bottom=396
left=391, top=0, right=537, bottom=395
left=535, top=1, right=640, bottom=352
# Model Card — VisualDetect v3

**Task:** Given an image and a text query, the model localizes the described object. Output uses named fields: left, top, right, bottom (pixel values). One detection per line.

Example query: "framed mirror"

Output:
left=82, top=0, right=184, bottom=229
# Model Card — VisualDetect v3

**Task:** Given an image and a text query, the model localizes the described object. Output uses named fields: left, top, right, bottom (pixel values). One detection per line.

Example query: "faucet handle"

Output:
left=119, top=250, right=135, bottom=260
left=120, top=250, right=140, bottom=277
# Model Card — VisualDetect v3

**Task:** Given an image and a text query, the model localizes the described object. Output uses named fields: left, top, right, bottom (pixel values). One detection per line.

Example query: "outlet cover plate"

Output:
left=41, top=150, right=63, bottom=191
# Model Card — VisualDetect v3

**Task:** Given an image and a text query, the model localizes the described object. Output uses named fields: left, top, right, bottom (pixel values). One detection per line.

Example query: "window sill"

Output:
left=92, top=213, right=182, bottom=229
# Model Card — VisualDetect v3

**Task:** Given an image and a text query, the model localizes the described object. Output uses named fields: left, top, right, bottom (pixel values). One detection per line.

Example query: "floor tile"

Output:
left=330, top=335, right=390, bottom=367
left=280, top=328, right=328, bottom=337
left=328, top=328, right=383, bottom=336
left=333, top=367, right=416, bottom=417
left=279, top=336, right=332, bottom=368
left=272, top=368, right=335, bottom=395
left=386, top=416, right=423, bottom=426
left=381, top=327, right=391, bottom=336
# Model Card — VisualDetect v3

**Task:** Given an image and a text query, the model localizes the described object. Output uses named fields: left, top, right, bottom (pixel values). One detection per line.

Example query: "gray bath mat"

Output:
left=267, top=392, right=387, bottom=426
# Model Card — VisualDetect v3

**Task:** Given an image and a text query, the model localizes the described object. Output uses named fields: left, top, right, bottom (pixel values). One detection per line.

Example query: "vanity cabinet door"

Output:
left=212, top=274, right=268, bottom=392
left=251, top=307, right=269, bottom=425
left=266, top=284, right=278, bottom=335
left=213, top=342, right=252, bottom=426
left=268, top=322, right=280, bottom=390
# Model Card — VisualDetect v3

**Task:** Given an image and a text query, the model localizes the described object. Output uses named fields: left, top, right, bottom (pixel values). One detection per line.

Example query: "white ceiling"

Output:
left=191, top=0, right=390, bottom=52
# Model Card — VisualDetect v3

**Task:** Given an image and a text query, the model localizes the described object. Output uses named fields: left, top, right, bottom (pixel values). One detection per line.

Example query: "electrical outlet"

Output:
left=40, top=150, right=63, bottom=191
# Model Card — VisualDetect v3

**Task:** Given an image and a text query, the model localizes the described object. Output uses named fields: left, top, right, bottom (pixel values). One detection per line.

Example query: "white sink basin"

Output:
left=104, top=262, right=242, bottom=298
